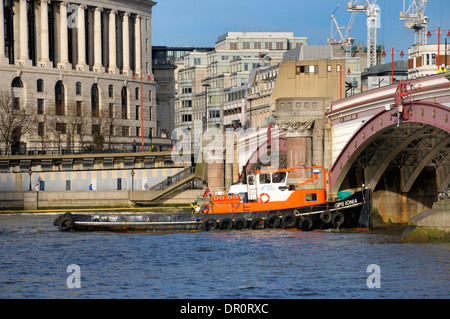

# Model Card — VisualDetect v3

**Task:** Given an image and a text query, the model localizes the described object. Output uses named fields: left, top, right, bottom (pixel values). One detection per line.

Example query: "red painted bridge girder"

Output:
left=330, top=101, right=450, bottom=192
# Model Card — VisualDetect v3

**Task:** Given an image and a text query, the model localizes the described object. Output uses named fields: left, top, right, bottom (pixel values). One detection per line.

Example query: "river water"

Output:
left=0, top=213, right=448, bottom=300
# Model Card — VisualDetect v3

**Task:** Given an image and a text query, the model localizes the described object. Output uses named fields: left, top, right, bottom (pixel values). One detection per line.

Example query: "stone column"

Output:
left=122, top=12, right=130, bottom=75
left=76, top=4, right=88, bottom=71
left=58, top=1, right=70, bottom=69
left=0, top=0, right=9, bottom=64
left=18, top=0, right=31, bottom=66
left=38, top=0, right=52, bottom=67
left=108, top=9, right=118, bottom=74
left=93, top=7, right=104, bottom=72
left=134, top=15, right=141, bottom=74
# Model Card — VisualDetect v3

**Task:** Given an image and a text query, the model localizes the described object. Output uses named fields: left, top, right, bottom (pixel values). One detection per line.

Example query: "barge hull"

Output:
left=54, top=189, right=372, bottom=232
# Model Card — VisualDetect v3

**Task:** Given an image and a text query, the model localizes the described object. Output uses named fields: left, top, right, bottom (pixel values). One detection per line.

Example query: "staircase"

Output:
left=129, top=163, right=206, bottom=204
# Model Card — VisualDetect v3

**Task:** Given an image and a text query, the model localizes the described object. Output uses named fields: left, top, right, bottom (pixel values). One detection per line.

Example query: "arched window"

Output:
left=108, top=84, right=114, bottom=98
left=76, top=82, right=82, bottom=95
left=37, top=79, right=44, bottom=92
left=55, top=81, right=65, bottom=115
left=121, top=87, right=127, bottom=119
left=91, top=84, right=99, bottom=117
left=135, top=87, right=139, bottom=100
left=12, top=77, right=23, bottom=88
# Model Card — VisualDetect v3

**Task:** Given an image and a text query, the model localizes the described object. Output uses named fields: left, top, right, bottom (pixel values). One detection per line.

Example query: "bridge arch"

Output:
left=330, top=101, right=450, bottom=194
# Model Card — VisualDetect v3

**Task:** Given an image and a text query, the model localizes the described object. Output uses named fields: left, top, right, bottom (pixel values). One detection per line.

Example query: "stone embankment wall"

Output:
left=0, top=189, right=204, bottom=211
left=400, top=199, right=450, bottom=243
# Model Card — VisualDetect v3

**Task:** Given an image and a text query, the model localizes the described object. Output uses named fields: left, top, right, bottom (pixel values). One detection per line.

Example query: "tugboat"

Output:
left=53, top=165, right=372, bottom=232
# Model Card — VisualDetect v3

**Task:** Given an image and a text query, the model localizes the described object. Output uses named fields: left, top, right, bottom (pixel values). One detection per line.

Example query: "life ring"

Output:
left=202, top=218, right=218, bottom=231
left=219, top=218, right=233, bottom=230
left=299, top=217, right=314, bottom=231
left=281, top=212, right=297, bottom=228
left=331, top=212, right=345, bottom=228
left=266, top=214, right=281, bottom=228
left=251, top=218, right=265, bottom=230
left=320, top=210, right=332, bottom=224
left=259, top=193, right=270, bottom=203
left=58, top=214, right=74, bottom=231
left=233, top=218, right=248, bottom=230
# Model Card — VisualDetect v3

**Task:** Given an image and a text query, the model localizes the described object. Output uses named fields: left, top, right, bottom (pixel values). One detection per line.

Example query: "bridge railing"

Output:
left=150, top=166, right=197, bottom=191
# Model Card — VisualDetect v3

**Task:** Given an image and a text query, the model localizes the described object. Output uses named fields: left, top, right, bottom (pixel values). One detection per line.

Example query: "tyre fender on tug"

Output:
left=266, top=214, right=281, bottom=228
left=58, top=213, right=75, bottom=231
left=219, top=217, right=233, bottom=230
left=202, top=218, right=218, bottom=231
left=298, top=216, right=314, bottom=231
left=320, top=210, right=332, bottom=224
left=281, top=212, right=297, bottom=228
left=233, top=218, right=248, bottom=230
left=331, top=212, right=345, bottom=228
left=251, top=218, right=265, bottom=229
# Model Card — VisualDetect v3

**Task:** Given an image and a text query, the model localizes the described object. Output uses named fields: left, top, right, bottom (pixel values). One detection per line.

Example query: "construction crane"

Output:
left=328, top=3, right=357, bottom=56
left=399, top=0, right=428, bottom=45
left=347, top=0, right=380, bottom=68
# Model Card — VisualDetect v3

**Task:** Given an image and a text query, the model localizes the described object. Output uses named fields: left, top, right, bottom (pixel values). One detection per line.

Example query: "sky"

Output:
left=151, top=0, right=449, bottom=59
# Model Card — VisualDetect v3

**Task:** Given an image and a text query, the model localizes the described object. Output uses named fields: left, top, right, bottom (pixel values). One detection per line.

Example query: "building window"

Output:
left=149, top=107, right=152, bottom=121
left=38, top=122, right=44, bottom=136
left=121, top=126, right=129, bottom=136
left=108, top=84, right=114, bottom=98
left=91, top=84, right=99, bottom=117
left=13, top=97, right=20, bottom=110
left=136, top=126, right=140, bottom=137
left=121, top=87, right=127, bottom=119
left=76, top=101, right=82, bottom=116
left=148, top=90, right=152, bottom=102
left=76, top=82, right=82, bottom=95
left=56, top=122, right=66, bottom=134
left=37, top=99, right=44, bottom=114
left=92, top=124, right=100, bottom=135
left=55, top=81, right=65, bottom=115
left=135, top=87, right=139, bottom=100
left=12, top=77, right=23, bottom=88
left=37, top=79, right=44, bottom=92
left=109, top=103, right=114, bottom=118
left=135, top=105, right=140, bottom=120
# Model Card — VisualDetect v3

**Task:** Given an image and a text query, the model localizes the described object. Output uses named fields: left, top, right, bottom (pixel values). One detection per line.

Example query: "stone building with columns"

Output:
left=0, top=0, right=157, bottom=154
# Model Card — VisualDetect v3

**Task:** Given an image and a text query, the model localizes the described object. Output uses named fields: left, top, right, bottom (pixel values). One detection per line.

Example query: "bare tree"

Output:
left=99, top=109, right=121, bottom=150
left=0, top=90, right=36, bottom=154
left=45, top=104, right=67, bottom=152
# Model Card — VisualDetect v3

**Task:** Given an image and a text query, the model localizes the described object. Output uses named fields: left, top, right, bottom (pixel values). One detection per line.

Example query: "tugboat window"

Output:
left=259, top=173, right=271, bottom=184
left=272, top=172, right=286, bottom=183
left=305, top=193, right=317, bottom=201
left=247, top=175, right=255, bottom=185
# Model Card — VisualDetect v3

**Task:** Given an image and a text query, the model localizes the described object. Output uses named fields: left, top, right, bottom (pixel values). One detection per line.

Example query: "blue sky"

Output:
left=152, top=0, right=449, bottom=58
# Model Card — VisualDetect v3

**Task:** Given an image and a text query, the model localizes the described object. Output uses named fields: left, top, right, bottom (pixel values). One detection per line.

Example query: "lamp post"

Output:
left=427, top=26, right=450, bottom=67
left=202, top=83, right=210, bottom=132
left=130, top=170, right=135, bottom=190
left=28, top=169, right=32, bottom=191
left=382, top=47, right=404, bottom=84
